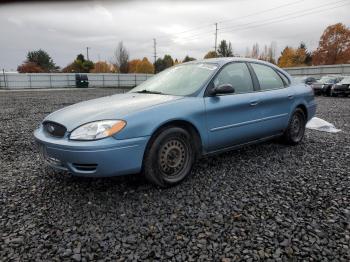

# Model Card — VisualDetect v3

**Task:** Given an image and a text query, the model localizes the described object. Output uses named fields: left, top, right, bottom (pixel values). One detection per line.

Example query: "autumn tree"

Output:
left=90, top=61, right=115, bottom=73
left=299, top=42, right=312, bottom=65
left=278, top=42, right=313, bottom=67
left=135, top=57, right=154, bottom=73
left=183, top=55, right=196, bottom=62
left=277, top=47, right=296, bottom=67
left=114, top=41, right=129, bottom=73
left=128, top=59, right=141, bottom=73
left=62, top=54, right=94, bottom=73
left=17, top=62, right=45, bottom=73
left=217, top=40, right=233, bottom=57
left=204, top=51, right=218, bottom=59
left=312, top=23, right=350, bottom=65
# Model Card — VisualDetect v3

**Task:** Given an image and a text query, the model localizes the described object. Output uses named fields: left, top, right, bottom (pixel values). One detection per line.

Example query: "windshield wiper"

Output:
left=135, top=89, right=164, bottom=95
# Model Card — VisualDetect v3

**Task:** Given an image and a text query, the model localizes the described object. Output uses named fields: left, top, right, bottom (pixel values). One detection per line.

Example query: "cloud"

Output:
left=0, top=0, right=349, bottom=70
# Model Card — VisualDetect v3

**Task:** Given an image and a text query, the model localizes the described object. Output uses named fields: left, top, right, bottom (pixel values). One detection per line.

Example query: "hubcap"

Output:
left=159, top=139, right=187, bottom=177
left=291, top=113, right=304, bottom=141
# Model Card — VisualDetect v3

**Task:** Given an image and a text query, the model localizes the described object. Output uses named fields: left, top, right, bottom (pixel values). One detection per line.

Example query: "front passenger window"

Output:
left=213, top=63, right=254, bottom=94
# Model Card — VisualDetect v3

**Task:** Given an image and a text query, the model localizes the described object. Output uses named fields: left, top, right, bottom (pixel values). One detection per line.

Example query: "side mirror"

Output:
left=210, top=84, right=235, bottom=96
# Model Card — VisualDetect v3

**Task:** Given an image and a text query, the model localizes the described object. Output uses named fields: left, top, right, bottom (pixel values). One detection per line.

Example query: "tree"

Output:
left=278, top=47, right=296, bottom=67
left=277, top=43, right=312, bottom=67
left=135, top=57, right=154, bottom=73
left=217, top=40, right=233, bottom=57
left=26, top=49, right=58, bottom=72
left=163, top=55, right=174, bottom=68
left=299, top=42, right=312, bottom=65
left=204, top=51, right=218, bottom=59
left=183, top=55, right=196, bottom=62
left=62, top=54, right=94, bottom=73
left=128, top=59, right=141, bottom=73
left=114, top=41, right=129, bottom=73
left=154, top=58, right=166, bottom=73
left=154, top=55, right=174, bottom=73
left=251, top=43, right=260, bottom=59
left=312, top=23, right=350, bottom=65
left=17, top=62, right=44, bottom=73
left=90, top=61, right=115, bottom=73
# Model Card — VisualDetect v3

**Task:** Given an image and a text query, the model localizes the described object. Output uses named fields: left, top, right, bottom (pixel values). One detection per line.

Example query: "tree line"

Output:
left=17, top=23, right=350, bottom=74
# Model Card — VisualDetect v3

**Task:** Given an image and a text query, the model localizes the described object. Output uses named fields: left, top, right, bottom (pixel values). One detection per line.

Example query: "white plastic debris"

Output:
left=306, top=117, right=341, bottom=133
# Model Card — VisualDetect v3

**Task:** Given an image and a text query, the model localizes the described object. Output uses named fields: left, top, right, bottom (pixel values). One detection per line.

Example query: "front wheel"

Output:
left=143, top=127, right=195, bottom=187
left=282, top=108, right=306, bottom=145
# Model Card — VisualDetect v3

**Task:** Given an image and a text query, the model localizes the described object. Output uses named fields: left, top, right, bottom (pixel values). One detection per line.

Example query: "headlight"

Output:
left=70, top=120, right=126, bottom=141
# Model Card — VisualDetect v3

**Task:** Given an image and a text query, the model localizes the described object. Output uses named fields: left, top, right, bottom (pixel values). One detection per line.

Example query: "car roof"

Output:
left=187, top=57, right=291, bottom=80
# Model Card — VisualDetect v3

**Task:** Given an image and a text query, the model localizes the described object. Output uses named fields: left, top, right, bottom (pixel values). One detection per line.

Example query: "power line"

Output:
left=218, top=0, right=348, bottom=32
left=159, top=0, right=348, bottom=44
left=155, top=0, right=307, bottom=41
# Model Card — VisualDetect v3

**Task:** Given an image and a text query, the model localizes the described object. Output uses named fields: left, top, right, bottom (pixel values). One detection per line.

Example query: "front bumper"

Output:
left=34, top=128, right=150, bottom=177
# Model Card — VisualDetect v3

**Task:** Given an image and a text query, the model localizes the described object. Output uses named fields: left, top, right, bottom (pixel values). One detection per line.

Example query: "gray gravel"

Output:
left=1, top=88, right=349, bottom=261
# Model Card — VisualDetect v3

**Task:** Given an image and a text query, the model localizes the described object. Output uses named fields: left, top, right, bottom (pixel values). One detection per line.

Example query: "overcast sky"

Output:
left=0, top=0, right=349, bottom=71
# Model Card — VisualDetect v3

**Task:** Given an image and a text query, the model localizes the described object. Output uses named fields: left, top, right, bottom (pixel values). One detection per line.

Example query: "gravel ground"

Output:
left=1, top=89, right=349, bottom=261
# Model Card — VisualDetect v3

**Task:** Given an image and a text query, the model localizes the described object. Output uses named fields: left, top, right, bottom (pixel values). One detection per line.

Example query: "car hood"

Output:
left=45, top=92, right=182, bottom=131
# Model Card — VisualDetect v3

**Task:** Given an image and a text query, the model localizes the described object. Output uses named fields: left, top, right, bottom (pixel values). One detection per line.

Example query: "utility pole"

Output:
left=153, top=38, right=157, bottom=64
left=86, top=47, right=90, bottom=60
left=214, top=23, right=218, bottom=53
left=153, top=38, right=157, bottom=74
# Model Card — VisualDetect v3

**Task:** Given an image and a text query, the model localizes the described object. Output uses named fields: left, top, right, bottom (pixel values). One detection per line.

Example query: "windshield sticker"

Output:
left=197, top=64, right=217, bottom=70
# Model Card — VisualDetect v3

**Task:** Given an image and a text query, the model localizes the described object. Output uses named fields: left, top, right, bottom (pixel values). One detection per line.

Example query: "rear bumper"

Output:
left=332, top=88, right=350, bottom=95
left=34, top=128, right=150, bottom=177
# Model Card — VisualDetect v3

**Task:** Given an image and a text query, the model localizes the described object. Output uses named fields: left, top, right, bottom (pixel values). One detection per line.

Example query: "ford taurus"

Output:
left=34, top=58, right=316, bottom=187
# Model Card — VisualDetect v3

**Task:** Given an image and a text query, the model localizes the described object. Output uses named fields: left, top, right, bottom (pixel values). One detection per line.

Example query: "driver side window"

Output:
left=213, top=63, right=254, bottom=94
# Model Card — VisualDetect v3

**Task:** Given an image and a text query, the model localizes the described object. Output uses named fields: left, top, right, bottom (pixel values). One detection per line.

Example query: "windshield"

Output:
left=319, top=77, right=336, bottom=84
left=131, top=63, right=218, bottom=96
left=339, top=77, right=350, bottom=84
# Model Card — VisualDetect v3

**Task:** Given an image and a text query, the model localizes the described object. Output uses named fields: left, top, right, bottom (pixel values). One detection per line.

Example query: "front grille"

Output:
left=43, top=121, right=67, bottom=138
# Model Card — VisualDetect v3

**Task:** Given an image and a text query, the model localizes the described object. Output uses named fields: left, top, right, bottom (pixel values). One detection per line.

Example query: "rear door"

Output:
left=249, top=63, right=294, bottom=137
left=204, top=62, right=264, bottom=151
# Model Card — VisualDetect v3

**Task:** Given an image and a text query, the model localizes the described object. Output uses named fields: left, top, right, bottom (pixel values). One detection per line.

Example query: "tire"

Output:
left=282, top=108, right=306, bottom=145
left=143, top=127, right=196, bottom=187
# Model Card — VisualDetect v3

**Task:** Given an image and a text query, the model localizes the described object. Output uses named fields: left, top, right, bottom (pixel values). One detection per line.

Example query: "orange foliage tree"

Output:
left=135, top=57, right=154, bottom=73
left=90, top=61, right=115, bottom=73
left=128, top=59, right=141, bottom=73
left=312, top=23, right=350, bottom=65
left=17, top=62, right=45, bottom=73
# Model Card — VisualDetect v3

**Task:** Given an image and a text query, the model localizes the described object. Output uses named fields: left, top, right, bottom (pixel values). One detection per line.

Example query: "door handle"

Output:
left=250, top=100, right=259, bottom=106
left=288, top=94, right=294, bottom=99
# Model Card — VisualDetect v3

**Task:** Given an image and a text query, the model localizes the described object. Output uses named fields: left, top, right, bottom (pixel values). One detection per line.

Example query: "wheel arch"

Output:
left=145, top=119, right=203, bottom=159
left=295, top=103, right=308, bottom=120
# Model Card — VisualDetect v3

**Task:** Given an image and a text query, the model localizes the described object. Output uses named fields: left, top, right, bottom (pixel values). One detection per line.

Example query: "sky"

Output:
left=0, top=0, right=349, bottom=71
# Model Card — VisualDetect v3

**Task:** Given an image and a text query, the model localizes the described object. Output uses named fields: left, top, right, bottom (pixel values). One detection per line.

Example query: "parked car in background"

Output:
left=311, top=75, right=343, bottom=96
left=34, top=58, right=316, bottom=187
left=331, top=76, right=350, bottom=97
left=294, top=76, right=318, bottom=86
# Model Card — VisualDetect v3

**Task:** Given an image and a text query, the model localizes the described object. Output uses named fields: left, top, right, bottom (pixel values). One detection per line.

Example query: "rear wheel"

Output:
left=143, top=127, right=195, bottom=187
left=282, top=108, right=306, bottom=145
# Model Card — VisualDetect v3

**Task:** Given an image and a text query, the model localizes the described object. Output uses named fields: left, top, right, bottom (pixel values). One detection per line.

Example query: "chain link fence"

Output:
left=0, top=73, right=153, bottom=89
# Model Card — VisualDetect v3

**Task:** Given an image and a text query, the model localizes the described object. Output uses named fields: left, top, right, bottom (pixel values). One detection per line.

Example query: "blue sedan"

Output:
left=34, top=58, right=316, bottom=187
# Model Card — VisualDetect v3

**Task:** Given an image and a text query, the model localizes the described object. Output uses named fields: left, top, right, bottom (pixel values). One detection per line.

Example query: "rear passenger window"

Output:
left=277, top=71, right=290, bottom=86
left=213, top=63, right=254, bottom=94
left=251, top=63, right=285, bottom=90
